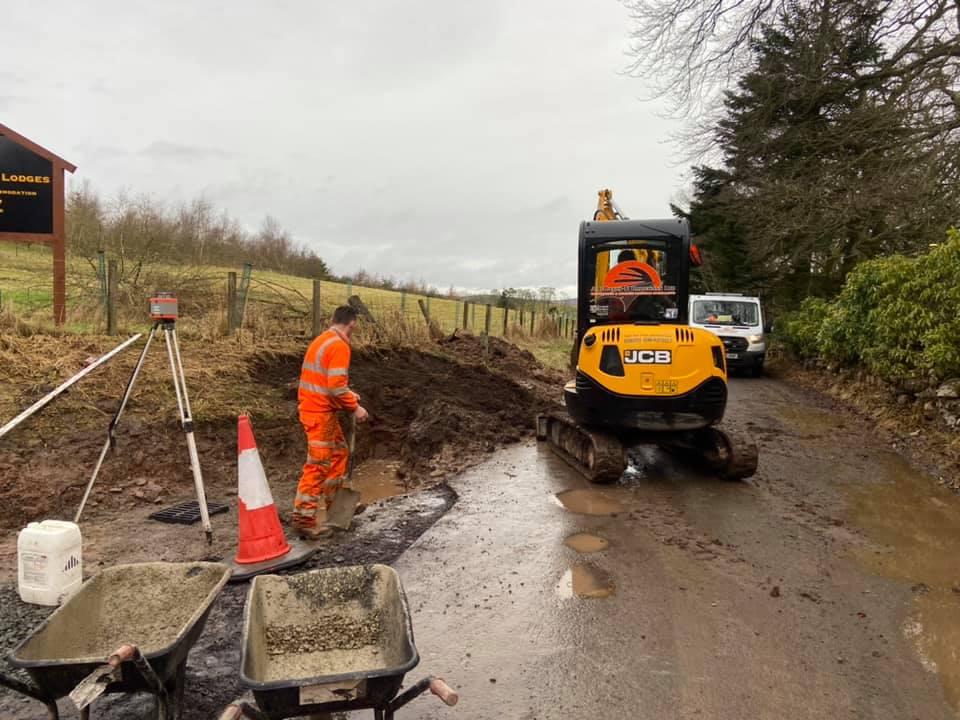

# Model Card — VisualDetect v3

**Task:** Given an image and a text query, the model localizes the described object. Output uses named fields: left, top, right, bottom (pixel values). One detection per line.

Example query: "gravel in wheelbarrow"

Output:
left=240, top=564, right=420, bottom=719
left=7, top=562, right=230, bottom=706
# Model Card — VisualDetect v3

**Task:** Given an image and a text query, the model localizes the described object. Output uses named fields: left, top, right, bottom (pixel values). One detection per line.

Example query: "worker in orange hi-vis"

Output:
left=293, top=305, right=369, bottom=539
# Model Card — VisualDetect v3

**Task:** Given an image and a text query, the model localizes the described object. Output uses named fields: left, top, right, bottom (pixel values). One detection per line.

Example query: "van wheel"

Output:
left=751, top=362, right=764, bottom=378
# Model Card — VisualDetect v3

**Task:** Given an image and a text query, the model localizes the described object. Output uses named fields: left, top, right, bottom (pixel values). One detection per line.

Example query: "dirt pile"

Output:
left=0, top=332, right=562, bottom=529
left=252, top=340, right=561, bottom=477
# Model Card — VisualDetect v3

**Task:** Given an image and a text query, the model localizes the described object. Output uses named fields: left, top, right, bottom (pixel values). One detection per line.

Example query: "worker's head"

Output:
left=331, top=305, right=359, bottom=337
left=616, top=250, right=636, bottom=264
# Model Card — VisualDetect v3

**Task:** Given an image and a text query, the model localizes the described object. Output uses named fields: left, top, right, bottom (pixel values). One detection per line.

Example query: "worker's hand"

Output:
left=354, top=406, right=370, bottom=424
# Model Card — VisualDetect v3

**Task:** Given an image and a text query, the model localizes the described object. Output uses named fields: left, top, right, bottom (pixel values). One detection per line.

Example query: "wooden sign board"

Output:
left=0, top=124, right=76, bottom=324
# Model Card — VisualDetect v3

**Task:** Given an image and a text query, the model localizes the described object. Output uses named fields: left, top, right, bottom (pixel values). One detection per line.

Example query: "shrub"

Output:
left=779, top=228, right=960, bottom=381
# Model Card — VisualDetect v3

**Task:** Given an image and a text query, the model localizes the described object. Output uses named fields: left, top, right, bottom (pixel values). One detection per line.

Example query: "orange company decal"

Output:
left=603, top=261, right=662, bottom=290
left=0, top=173, right=52, bottom=184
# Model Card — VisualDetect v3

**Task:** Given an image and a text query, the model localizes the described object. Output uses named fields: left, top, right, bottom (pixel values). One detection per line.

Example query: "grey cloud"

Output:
left=139, top=142, right=234, bottom=160
left=7, top=0, right=681, bottom=292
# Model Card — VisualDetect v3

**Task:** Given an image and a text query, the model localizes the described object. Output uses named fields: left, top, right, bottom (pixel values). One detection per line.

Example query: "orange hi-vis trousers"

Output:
left=292, top=411, right=349, bottom=528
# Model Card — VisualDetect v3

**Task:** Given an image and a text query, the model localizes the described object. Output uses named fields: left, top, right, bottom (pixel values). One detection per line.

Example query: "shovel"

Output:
left=324, top=413, right=361, bottom=531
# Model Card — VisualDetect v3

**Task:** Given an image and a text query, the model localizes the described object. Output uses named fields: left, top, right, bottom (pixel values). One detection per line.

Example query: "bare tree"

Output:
left=623, top=0, right=960, bottom=126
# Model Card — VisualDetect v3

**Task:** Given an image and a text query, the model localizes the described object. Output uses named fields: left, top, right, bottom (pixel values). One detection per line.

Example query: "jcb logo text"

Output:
left=623, top=350, right=672, bottom=364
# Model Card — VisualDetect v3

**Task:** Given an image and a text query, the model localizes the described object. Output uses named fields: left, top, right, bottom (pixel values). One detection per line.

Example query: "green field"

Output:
left=0, top=243, right=576, bottom=343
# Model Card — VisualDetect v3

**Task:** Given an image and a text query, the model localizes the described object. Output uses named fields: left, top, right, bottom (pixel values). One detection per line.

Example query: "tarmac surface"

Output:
left=393, top=377, right=960, bottom=719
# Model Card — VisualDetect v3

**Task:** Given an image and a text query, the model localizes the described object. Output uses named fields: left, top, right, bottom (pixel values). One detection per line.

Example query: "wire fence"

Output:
left=0, top=245, right=578, bottom=341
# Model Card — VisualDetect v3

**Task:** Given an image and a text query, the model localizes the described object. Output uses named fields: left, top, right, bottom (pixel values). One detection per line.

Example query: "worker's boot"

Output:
left=298, top=524, right=333, bottom=540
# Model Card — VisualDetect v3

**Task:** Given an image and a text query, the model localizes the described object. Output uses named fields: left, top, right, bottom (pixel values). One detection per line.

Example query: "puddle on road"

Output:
left=847, top=450, right=960, bottom=711
left=777, top=405, right=844, bottom=436
left=554, top=489, right=623, bottom=516
left=350, top=460, right=407, bottom=504
left=556, top=565, right=615, bottom=599
left=563, top=533, right=610, bottom=554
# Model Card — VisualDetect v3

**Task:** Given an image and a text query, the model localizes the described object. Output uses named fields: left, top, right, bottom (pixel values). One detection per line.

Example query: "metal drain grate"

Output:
left=149, top=500, right=229, bottom=525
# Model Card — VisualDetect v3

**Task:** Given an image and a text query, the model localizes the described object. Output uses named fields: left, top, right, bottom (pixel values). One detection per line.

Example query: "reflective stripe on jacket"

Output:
left=298, top=329, right=359, bottom=414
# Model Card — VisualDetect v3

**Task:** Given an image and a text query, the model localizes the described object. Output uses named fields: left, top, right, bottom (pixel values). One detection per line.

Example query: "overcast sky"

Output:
left=1, top=1, right=683, bottom=296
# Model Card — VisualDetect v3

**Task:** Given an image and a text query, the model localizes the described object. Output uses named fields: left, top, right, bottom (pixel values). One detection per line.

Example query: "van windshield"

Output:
left=693, top=300, right=759, bottom=327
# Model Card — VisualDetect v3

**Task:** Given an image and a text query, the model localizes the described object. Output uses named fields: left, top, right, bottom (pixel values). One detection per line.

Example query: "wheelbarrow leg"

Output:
left=0, top=671, right=59, bottom=719
left=167, top=660, right=186, bottom=720
left=79, top=708, right=90, bottom=720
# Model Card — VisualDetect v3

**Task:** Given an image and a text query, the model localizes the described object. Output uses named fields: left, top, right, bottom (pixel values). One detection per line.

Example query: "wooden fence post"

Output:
left=502, top=306, right=509, bottom=336
left=530, top=310, right=536, bottom=335
left=418, top=298, right=442, bottom=339
left=312, top=279, right=322, bottom=337
left=519, top=309, right=524, bottom=331
left=462, top=300, right=469, bottom=330
left=483, top=304, right=492, bottom=354
left=227, top=271, right=238, bottom=334
left=106, top=259, right=118, bottom=336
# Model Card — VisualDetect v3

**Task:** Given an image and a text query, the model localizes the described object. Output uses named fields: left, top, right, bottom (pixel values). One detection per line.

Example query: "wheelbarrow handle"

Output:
left=429, top=677, right=459, bottom=706
left=107, top=643, right=137, bottom=667
left=219, top=701, right=268, bottom=720
left=218, top=706, right=243, bottom=720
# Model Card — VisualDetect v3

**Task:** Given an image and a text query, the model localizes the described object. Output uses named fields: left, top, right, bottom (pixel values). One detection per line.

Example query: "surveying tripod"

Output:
left=76, top=294, right=213, bottom=542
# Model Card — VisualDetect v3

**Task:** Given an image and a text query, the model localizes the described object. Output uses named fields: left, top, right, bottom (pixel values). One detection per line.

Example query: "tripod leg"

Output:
left=164, top=326, right=213, bottom=542
left=163, top=326, right=187, bottom=422
left=75, top=324, right=159, bottom=523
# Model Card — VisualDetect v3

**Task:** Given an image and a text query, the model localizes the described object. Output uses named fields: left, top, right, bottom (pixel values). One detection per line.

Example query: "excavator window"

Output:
left=589, top=239, right=678, bottom=323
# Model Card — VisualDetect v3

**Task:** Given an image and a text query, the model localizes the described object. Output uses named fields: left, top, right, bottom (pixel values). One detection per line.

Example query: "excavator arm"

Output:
left=594, top=188, right=702, bottom=266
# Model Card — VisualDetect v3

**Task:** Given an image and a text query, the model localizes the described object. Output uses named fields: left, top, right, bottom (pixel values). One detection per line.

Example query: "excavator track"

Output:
left=656, top=426, right=759, bottom=481
left=536, top=410, right=627, bottom=484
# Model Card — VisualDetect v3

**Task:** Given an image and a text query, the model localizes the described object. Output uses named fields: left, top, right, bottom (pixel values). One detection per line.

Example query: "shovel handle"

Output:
left=429, top=677, right=459, bottom=706
left=347, top=412, right=357, bottom=453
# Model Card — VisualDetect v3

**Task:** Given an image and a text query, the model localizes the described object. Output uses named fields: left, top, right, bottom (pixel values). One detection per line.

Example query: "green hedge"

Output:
left=778, top=228, right=960, bottom=381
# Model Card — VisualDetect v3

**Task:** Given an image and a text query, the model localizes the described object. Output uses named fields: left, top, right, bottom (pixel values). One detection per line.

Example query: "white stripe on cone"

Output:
left=238, top=448, right=275, bottom=510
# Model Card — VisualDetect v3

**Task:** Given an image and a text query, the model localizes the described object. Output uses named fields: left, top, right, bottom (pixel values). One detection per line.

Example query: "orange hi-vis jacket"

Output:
left=298, top=328, right=359, bottom=414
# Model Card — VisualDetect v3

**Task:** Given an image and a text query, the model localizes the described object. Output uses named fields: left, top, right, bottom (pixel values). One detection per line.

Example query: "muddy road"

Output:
left=3, top=372, right=960, bottom=718
left=393, top=376, right=960, bottom=719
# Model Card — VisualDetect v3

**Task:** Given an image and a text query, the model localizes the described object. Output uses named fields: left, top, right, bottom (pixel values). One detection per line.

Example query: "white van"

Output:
left=689, top=293, right=767, bottom=376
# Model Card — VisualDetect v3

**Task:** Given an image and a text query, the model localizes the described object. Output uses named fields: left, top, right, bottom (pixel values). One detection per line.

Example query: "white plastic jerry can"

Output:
left=17, top=520, right=83, bottom=606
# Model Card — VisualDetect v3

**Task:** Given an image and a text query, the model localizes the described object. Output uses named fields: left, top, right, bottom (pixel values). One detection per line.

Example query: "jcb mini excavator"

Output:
left=536, top=189, right=758, bottom=482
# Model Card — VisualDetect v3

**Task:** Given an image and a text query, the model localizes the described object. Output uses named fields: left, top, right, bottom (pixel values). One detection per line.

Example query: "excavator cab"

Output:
left=565, top=218, right=728, bottom=433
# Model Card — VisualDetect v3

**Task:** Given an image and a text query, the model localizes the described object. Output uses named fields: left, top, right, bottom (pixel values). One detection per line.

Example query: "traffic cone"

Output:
left=235, top=415, right=290, bottom=564
left=226, top=415, right=318, bottom=582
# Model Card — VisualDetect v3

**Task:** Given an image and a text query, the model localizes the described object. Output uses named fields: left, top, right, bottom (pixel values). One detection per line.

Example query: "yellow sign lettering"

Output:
left=0, top=172, right=52, bottom=184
